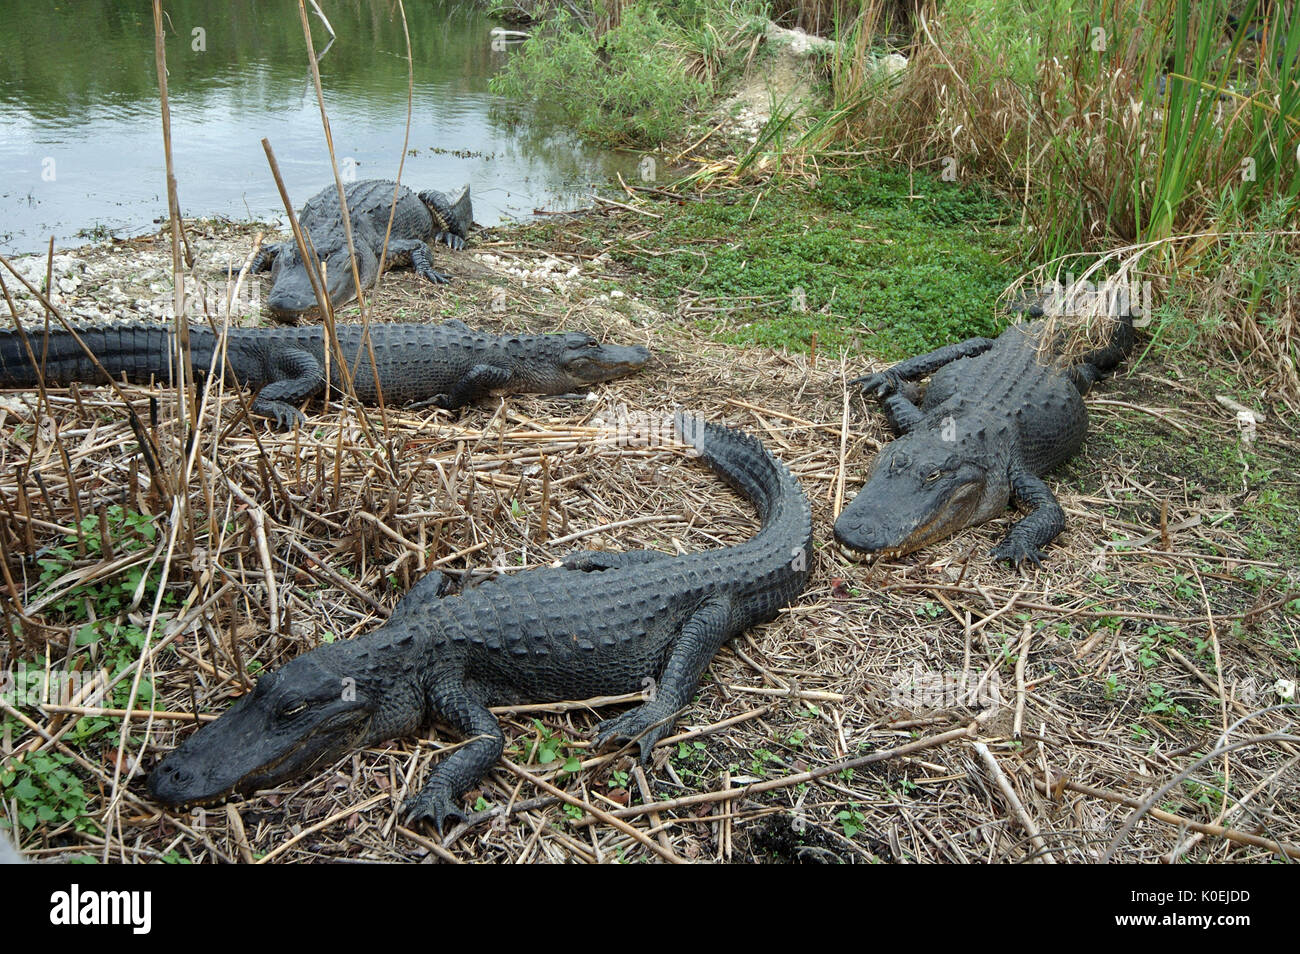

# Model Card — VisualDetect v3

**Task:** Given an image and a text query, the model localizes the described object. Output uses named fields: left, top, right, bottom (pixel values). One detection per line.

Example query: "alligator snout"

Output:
left=267, top=285, right=321, bottom=321
left=832, top=515, right=894, bottom=556
left=602, top=343, right=651, bottom=371
left=147, top=758, right=200, bottom=806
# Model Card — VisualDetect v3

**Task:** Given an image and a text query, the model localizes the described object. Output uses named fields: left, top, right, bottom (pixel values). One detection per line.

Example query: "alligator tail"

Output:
left=0, top=323, right=196, bottom=389
left=422, top=185, right=473, bottom=239
left=675, top=412, right=812, bottom=569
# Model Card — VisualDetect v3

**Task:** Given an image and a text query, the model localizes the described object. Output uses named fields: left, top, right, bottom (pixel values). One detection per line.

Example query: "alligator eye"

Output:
left=926, top=469, right=942, bottom=482
left=280, top=701, right=308, bottom=719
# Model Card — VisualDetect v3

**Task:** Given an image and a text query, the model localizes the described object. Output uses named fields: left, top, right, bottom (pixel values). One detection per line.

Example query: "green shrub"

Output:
left=490, top=5, right=710, bottom=145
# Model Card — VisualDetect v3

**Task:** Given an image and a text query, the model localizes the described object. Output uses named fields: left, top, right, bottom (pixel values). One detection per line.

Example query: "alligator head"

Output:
left=513, top=332, right=651, bottom=394
left=834, top=423, right=1004, bottom=558
left=266, top=242, right=380, bottom=321
left=148, top=642, right=412, bottom=807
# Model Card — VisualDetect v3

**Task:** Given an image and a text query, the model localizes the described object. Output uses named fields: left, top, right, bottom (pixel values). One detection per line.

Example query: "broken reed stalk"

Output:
left=0, top=255, right=174, bottom=505
left=360, top=0, right=415, bottom=408
left=98, top=1, right=205, bottom=862
left=292, top=0, right=393, bottom=442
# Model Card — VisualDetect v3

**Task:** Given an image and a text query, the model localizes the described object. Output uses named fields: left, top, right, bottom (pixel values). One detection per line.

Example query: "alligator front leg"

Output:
left=404, top=677, right=505, bottom=835
left=852, top=337, right=996, bottom=397
left=249, top=347, right=326, bottom=429
left=595, top=597, right=735, bottom=761
left=410, top=364, right=514, bottom=410
left=989, top=470, right=1066, bottom=567
left=386, top=238, right=450, bottom=285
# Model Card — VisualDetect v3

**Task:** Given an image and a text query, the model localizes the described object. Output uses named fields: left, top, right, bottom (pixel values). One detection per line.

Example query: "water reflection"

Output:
left=0, top=0, right=635, bottom=252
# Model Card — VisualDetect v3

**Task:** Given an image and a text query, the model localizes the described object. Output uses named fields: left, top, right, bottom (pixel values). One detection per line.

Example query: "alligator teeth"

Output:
left=837, top=544, right=878, bottom=564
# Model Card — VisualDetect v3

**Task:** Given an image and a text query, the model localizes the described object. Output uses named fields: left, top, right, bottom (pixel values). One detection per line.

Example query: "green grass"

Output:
left=577, top=165, right=1021, bottom=357
left=2, top=506, right=175, bottom=839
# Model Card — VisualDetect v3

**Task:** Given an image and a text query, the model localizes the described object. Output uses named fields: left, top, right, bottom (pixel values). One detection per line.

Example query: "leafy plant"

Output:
left=837, top=805, right=867, bottom=838
left=0, top=751, right=95, bottom=834
left=491, top=7, right=712, bottom=145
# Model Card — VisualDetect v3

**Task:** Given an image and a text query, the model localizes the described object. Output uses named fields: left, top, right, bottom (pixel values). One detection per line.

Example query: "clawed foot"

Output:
left=408, top=393, right=454, bottom=411
left=594, top=706, right=675, bottom=763
left=402, top=788, right=465, bottom=836
left=417, top=265, right=452, bottom=284
left=435, top=232, right=466, bottom=251
left=990, top=537, right=1047, bottom=567
left=850, top=369, right=903, bottom=398
left=258, top=404, right=306, bottom=430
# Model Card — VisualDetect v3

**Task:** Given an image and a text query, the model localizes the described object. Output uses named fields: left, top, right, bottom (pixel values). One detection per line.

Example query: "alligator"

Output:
left=0, top=321, right=650, bottom=428
left=148, top=414, right=813, bottom=832
left=253, top=179, right=473, bottom=320
left=834, top=309, right=1134, bottom=565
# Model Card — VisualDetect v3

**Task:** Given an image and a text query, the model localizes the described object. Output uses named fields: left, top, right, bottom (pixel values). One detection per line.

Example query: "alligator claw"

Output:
left=408, top=393, right=453, bottom=411
left=402, top=789, right=464, bottom=836
left=852, top=370, right=901, bottom=398
left=594, top=706, right=673, bottom=764
left=416, top=265, right=452, bottom=285
left=261, top=405, right=305, bottom=430
left=434, top=232, right=466, bottom=251
left=990, top=538, right=1046, bottom=567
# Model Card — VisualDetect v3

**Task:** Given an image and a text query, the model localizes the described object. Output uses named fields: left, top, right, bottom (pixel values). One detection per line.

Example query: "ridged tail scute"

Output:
left=422, top=185, right=473, bottom=239
left=674, top=412, right=812, bottom=569
left=0, top=323, right=193, bottom=389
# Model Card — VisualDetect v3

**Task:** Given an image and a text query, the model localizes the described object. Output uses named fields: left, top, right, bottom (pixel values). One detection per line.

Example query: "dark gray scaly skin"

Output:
left=0, top=321, right=650, bottom=428
left=834, top=312, right=1134, bottom=565
left=148, top=415, right=813, bottom=833
left=252, top=179, right=473, bottom=320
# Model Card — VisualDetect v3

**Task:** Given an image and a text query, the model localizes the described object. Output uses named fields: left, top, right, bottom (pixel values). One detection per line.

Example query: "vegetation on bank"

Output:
left=541, top=164, right=1020, bottom=356
left=495, top=0, right=1298, bottom=395
left=490, top=0, right=771, bottom=144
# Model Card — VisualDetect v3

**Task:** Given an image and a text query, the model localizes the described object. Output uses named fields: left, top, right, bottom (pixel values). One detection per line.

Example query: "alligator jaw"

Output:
left=150, top=713, right=371, bottom=808
left=834, top=478, right=985, bottom=558
left=575, top=343, right=652, bottom=384
left=148, top=661, right=376, bottom=809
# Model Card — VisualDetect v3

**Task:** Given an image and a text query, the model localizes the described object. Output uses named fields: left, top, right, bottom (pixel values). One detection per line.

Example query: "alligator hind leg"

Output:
left=409, top=363, right=514, bottom=410
left=880, top=389, right=926, bottom=435
left=989, top=470, right=1066, bottom=567
left=388, top=571, right=455, bottom=622
left=404, top=679, right=505, bottom=834
left=249, top=347, right=326, bottom=429
left=1068, top=362, right=1103, bottom=396
left=560, top=550, right=670, bottom=571
left=595, top=597, right=735, bottom=761
left=385, top=238, right=449, bottom=285
left=852, top=337, right=996, bottom=398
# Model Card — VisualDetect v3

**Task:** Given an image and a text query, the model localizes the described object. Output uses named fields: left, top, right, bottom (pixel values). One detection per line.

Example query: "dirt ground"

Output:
left=1, top=216, right=1297, bottom=863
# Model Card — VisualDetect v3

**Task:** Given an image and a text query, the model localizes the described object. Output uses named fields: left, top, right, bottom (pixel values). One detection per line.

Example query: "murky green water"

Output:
left=0, top=0, right=635, bottom=254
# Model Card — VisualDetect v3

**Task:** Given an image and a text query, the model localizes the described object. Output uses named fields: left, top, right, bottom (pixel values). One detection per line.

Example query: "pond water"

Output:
left=0, top=0, right=636, bottom=254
